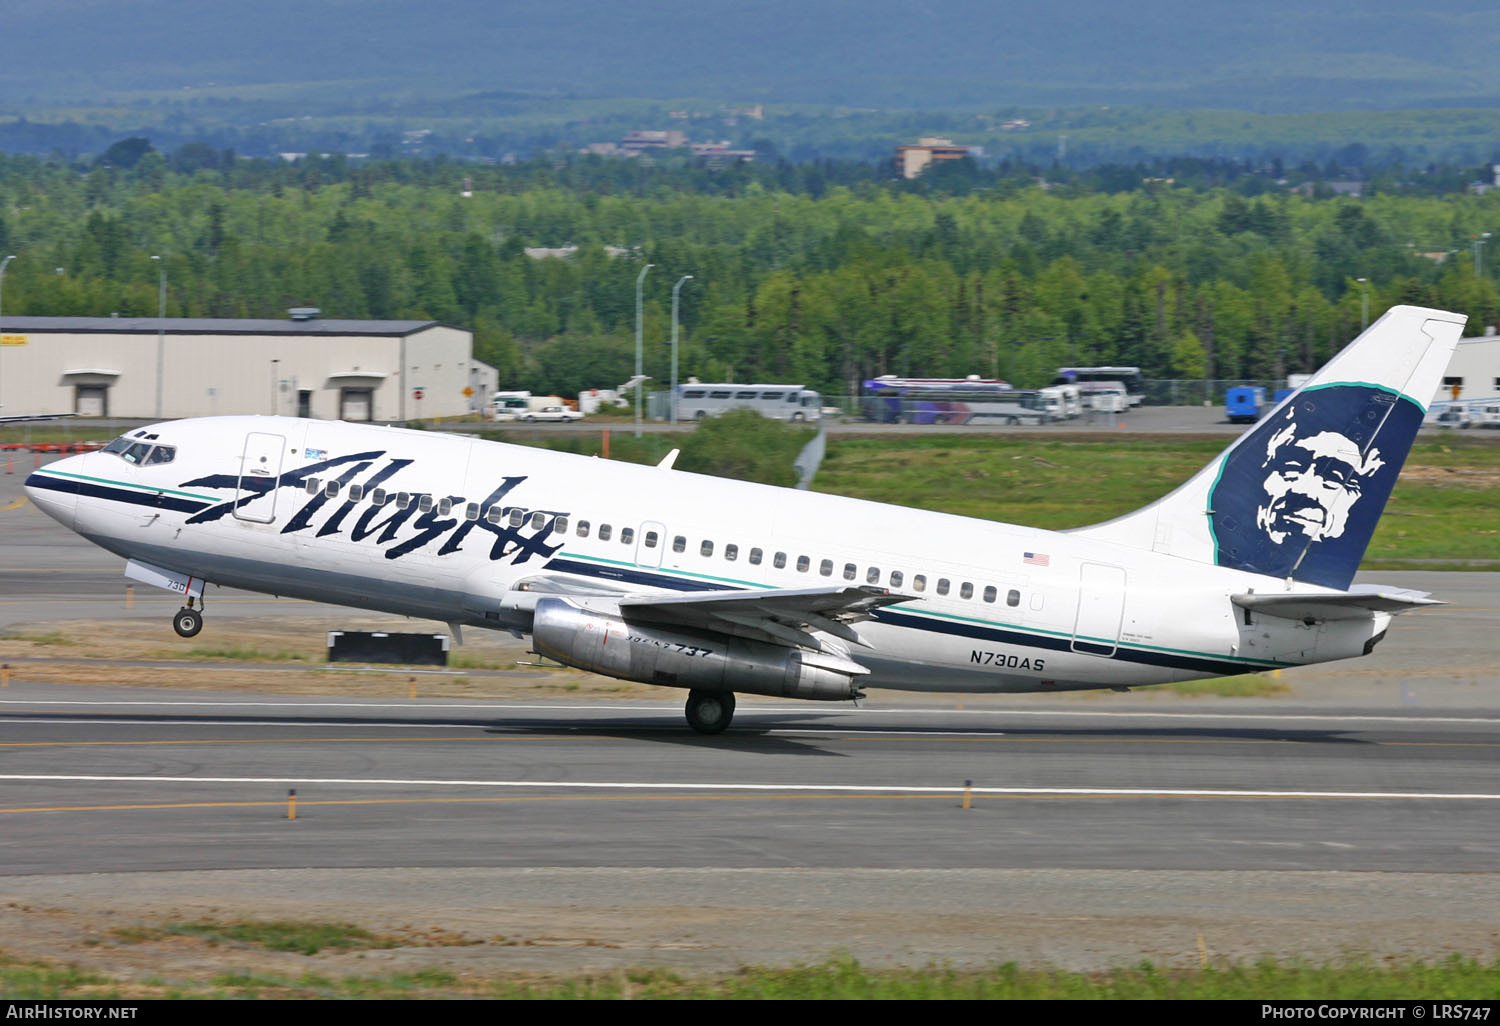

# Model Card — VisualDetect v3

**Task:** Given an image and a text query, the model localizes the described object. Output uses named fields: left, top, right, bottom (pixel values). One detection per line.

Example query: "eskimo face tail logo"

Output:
left=1209, top=385, right=1423, bottom=590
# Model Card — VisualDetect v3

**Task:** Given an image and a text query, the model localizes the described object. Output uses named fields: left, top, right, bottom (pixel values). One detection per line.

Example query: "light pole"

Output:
left=1475, top=232, right=1492, bottom=276
left=635, top=262, right=653, bottom=436
left=670, top=275, right=692, bottom=426
left=151, top=255, right=166, bottom=419
left=1356, top=277, right=1369, bottom=332
left=0, top=254, right=14, bottom=414
left=270, top=359, right=280, bottom=415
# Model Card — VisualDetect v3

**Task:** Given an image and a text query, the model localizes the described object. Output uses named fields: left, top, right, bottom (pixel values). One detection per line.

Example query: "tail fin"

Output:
left=1071, top=305, right=1467, bottom=590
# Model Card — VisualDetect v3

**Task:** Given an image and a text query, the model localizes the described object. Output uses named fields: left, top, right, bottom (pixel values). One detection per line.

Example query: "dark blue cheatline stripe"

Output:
left=871, top=608, right=1267, bottom=676
left=541, top=556, right=731, bottom=593
left=26, top=472, right=211, bottom=516
left=544, top=554, right=1269, bottom=677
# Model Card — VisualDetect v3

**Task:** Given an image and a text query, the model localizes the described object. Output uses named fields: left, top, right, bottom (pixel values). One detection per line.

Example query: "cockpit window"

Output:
left=121, top=442, right=154, bottom=465
left=104, top=436, right=175, bottom=466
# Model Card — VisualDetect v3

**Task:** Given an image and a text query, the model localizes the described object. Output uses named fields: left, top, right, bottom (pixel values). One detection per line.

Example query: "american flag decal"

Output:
left=1023, top=551, right=1050, bottom=566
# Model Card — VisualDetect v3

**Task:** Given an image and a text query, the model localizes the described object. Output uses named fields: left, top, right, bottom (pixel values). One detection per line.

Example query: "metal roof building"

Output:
left=0, top=314, right=496, bottom=422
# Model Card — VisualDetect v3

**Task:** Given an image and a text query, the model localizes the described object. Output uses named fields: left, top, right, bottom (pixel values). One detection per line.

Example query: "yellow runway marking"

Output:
left=0, top=497, right=28, bottom=512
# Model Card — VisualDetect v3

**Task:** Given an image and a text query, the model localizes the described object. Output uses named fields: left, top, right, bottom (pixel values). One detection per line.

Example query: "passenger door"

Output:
left=234, top=432, right=286, bottom=524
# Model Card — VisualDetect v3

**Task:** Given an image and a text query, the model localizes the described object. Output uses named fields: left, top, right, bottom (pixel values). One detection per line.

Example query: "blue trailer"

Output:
left=1225, top=386, right=1266, bottom=424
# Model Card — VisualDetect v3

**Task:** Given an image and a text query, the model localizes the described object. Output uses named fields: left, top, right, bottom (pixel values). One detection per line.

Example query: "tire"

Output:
left=685, top=690, right=736, bottom=735
left=172, top=607, right=203, bottom=638
left=695, top=410, right=708, bottom=421
left=791, top=412, right=804, bottom=422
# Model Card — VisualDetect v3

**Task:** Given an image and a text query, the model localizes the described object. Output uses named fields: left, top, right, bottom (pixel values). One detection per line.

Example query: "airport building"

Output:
left=1439, top=331, right=1500, bottom=402
left=0, top=313, right=496, bottom=421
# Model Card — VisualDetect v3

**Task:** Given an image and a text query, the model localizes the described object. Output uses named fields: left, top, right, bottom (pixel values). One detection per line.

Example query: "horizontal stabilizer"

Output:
left=1231, top=585, right=1443, bottom=622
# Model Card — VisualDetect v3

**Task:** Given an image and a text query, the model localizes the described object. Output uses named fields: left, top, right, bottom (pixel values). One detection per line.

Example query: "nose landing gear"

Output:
left=172, top=598, right=204, bottom=638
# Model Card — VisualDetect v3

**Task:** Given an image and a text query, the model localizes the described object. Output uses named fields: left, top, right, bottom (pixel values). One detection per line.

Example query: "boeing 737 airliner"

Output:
left=24, top=306, right=1466, bottom=732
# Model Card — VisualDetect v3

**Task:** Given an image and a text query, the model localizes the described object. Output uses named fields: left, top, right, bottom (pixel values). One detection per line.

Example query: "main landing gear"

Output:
left=685, top=689, right=736, bottom=735
left=172, top=597, right=204, bottom=638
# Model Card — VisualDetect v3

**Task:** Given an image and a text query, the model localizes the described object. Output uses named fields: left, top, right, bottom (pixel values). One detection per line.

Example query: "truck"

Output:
left=1226, top=386, right=1267, bottom=424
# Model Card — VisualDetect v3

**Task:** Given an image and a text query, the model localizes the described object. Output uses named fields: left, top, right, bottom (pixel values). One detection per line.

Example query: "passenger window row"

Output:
left=568, top=518, right=1026, bottom=608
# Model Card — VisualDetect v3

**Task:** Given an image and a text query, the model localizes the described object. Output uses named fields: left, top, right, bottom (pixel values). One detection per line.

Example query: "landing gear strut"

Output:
left=685, top=689, right=736, bottom=735
left=172, top=597, right=204, bottom=638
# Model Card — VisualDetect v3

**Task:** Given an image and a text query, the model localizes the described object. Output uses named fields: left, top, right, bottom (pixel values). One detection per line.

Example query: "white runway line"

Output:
left=3, top=774, right=1500, bottom=801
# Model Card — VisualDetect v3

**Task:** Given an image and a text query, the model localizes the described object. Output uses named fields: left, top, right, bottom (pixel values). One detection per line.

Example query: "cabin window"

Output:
left=819, top=559, right=833, bottom=577
left=530, top=512, right=545, bottom=530
left=843, top=562, right=857, bottom=581
left=621, top=527, right=635, bottom=544
left=418, top=494, right=434, bottom=513
left=555, top=517, right=569, bottom=534
left=599, top=523, right=613, bottom=541
left=983, top=585, right=997, bottom=603
left=725, top=544, right=738, bottom=561
left=960, top=582, right=974, bottom=600
left=701, top=540, right=714, bottom=557
left=749, top=548, right=763, bottom=565
left=464, top=502, right=480, bottom=521
left=673, top=535, right=686, bottom=553
left=348, top=484, right=364, bottom=502
left=890, top=570, right=904, bottom=588
left=397, top=492, right=412, bottom=510
left=1008, top=590, right=1022, bottom=607
left=324, top=481, right=341, bottom=498
left=913, top=575, right=927, bottom=592
left=866, top=567, right=880, bottom=584
left=371, top=488, right=387, bottom=506
left=487, top=507, right=503, bottom=525
left=796, top=555, right=810, bottom=572
left=644, top=531, right=658, bottom=548
left=936, top=578, right=950, bottom=596
left=305, top=478, right=320, bottom=495
left=145, top=445, right=176, bottom=465
left=576, top=519, right=590, bottom=537
left=438, top=497, right=452, bottom=516
left=509, top=509, right=525, bottom=527
left=773, top=551, right=786, bottom=569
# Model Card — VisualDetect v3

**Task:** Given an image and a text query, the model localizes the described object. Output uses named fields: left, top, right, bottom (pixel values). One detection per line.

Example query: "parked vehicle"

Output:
left=521, top=406, right=584, bottom=423
left=1474, top=404, right=1500, bottom=428
left=1226, top=386, right=1267, bottom=424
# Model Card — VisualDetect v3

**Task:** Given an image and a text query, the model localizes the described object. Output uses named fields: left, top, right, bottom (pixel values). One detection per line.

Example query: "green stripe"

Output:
left=32, top=468, right=219, bottom=503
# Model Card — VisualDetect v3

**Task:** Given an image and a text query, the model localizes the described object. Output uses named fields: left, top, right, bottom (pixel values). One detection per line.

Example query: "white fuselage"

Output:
left=27, top=416, right=1387, bottom=695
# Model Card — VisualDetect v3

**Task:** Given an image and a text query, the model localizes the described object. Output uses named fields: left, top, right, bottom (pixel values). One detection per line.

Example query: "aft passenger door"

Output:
left=1071, top=563, right=1126, bottom=657
left=234, top=432, right=286, bottom=524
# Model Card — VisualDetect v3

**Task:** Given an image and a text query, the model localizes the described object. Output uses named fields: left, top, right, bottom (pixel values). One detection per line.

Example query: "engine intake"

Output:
left=531, top=597, right=861, bottom=701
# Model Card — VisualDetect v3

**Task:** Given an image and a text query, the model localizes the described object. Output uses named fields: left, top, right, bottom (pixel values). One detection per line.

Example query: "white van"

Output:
left=1038, top=384, right=1082, bottom=419
left=1474, top=404, right=1500, bottom=428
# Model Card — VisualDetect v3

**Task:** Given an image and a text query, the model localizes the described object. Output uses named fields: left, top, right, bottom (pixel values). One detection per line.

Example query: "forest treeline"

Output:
left=1, top=148, right=1498, bottom=397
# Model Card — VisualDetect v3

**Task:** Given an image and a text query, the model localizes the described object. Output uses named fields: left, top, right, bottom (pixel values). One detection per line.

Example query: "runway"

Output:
left=2, top=452, right=1499, bottom=972
left=3, top=688, right=1499, bottom=875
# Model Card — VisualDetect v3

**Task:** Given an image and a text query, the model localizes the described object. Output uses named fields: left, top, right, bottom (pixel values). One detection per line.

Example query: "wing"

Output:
left=618, top=585, right=915, bottom=656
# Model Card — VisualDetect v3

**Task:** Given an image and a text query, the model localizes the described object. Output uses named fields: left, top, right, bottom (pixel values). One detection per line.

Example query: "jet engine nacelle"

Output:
left=531, top=597, right=861, bottom=701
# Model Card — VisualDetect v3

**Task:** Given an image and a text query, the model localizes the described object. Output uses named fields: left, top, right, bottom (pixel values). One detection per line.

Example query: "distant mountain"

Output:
left=5, top=0, right=1500, bottom=113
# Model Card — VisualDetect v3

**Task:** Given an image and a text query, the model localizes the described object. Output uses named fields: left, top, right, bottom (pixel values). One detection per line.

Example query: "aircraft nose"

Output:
left=23, top=454, right=81, bottom=530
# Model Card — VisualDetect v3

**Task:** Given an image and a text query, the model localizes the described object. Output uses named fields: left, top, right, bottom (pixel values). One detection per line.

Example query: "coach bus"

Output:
left=860, top=376, right=1014, bottom=424
left=675, top=383, right=822, bottom=422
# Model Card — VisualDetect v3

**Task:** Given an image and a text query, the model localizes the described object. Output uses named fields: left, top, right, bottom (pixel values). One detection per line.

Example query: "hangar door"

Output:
left=1071, top=563, right=1126, bottom=657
